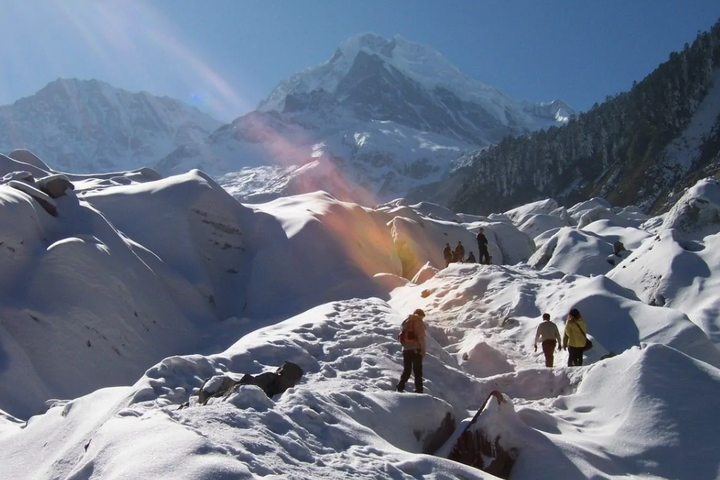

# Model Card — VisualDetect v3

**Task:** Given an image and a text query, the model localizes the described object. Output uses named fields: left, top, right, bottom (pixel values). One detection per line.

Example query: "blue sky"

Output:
left=0, top=0, right=718, bottom=122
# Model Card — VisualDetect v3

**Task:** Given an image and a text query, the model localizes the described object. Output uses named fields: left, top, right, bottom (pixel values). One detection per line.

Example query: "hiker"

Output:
left=396, top=308, right=427, bottom=393
left=476, top=228, right=490, bottom=265
left=533, top=313, right=562, bottom=367
left=466, top=251, right=477, bottom=263
left=613, top=241, right=626, bottom=256
left=563, top=308, right=588, bottom=366
left=443, top=243, right=453, bottom=267
left=454, top=241, right=465, bottom=263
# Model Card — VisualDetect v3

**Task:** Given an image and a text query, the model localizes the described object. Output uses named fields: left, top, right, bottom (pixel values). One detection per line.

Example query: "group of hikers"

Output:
left=395, top=306, right=591, bottom=393
left=443, top=228, right=492, bottom=267
left=533, top=308, right=591, bottom=367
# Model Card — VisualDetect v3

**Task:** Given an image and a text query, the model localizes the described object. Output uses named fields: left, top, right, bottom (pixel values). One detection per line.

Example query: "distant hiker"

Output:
left=613, top=241, right=626, bottom=256
left=534, top=313, right=562, bottom=367
left=476, top=228, right=490, bottom=265
left=563, top=308, right=588, bottom=367
left=454, top=241, right=465, bottom=263
left=396, top=308, right=427, bottom=393
left=443, top=243, right=453, bottom=267
left=466, top=251, right=477, bottom=263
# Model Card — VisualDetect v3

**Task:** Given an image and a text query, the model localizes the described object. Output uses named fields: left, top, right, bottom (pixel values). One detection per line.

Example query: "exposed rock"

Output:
left=36, top=174, right=75, bottom=198
left=607, top=249, right=631, bottom=266
left=447, top=390, right=519, bottom=479
left=422, top=411, right=456, bottom=454
left=239, top=360, right=304, bottom=398
left=1, top=171, right=34, bottom=183
left=6, top=180, right=58, bottom=216
left=196, top=361, right=304, bottom=405
left=198, top=375, right=236, bottom=405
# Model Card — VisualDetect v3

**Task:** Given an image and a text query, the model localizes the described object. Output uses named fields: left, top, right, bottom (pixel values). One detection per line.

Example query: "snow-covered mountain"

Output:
left=0, top=78, right=222, bottom=173
left=159, top=33, right=572, bottom=204
left=2, top=148, right=720, bottom=478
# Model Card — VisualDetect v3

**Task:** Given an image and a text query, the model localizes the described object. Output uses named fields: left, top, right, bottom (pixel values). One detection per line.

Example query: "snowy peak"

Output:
left=258, top=33, right=494, bottom=112
left=257, top=33, right=571, bottom=143
left=0, top=78, right=222, bottom=173
left=333, top=33, right=472, bottom=95
left=172, top=34, right=574, bottom=204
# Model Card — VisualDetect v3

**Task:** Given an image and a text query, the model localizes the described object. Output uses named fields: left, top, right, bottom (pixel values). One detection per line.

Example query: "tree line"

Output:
left=451, top=18, right=720, bottom=215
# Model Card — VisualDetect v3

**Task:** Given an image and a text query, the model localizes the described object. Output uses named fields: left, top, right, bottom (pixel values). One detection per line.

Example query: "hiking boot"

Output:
left=414, top=389, right=423, bottom=394
left=396, top=384, right=405, bottom=392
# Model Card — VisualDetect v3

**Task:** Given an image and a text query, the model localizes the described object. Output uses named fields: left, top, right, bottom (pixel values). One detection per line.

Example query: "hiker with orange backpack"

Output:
left=396, top=309, right=427, bottom=393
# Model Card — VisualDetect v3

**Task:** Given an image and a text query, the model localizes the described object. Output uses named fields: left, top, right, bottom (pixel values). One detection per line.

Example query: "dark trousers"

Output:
left=478, top=246, right=490, bottom=264
left=568, top=346, right=584, bottom=366
left=397, top=349, right=423, bottom=393
left=541, top=340, right=557, bottom=367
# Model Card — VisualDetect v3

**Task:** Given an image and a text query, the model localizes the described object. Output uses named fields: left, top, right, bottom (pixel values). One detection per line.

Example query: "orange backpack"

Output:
left=398, top=316, right=418, bottom=343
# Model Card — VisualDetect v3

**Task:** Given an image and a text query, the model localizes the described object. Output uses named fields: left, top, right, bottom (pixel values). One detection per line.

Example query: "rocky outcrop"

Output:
left=36, top=174, right=75, bottom=198
left=422, top=412, right=456, bottom=454
left=196, top=361, right=304, bottom=405
left=1, top=165, right=76, bottom=216
left=447, top=390, right=519, bottom=479
left=6, top=180, right=58, bottom=216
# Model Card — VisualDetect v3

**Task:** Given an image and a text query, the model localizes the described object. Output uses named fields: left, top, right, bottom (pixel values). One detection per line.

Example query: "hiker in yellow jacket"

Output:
left=563, top=308, right=588, bottom=366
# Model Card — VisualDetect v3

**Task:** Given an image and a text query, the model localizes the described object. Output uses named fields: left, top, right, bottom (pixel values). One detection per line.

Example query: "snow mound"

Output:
left=526, top=344, right=720, bottom=479
left=505, top=198, right=561, bottom=224
left=661, top=177, right=720, bottom=240
left=609, top=226, right=720, bottom=348
left=528, top=227, right=615, bottom=276
left=517, top=213, right=569, bottom=242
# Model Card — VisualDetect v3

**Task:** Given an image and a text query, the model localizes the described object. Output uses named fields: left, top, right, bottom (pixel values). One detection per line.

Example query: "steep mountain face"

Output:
left=159, top=33, right=571, bottom=204
left=258, top=34, right=571, bottom=144
left=0, top=79, right=222, bottom=173
left=449, top=20, right=720, bottom=216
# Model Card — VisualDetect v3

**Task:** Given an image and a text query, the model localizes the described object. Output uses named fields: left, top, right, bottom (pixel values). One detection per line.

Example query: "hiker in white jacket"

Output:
left=534, top=313, right=562, bottom=367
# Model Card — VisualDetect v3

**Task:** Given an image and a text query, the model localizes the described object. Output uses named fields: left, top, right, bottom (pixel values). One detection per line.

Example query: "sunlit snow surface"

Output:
left=1, top=156, right=720, bottom=479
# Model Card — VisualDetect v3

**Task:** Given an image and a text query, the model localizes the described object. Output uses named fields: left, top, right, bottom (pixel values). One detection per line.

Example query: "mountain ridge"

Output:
left=0, top=78, right=222, bottom=173
left=159, top=33, right=572, bottom=204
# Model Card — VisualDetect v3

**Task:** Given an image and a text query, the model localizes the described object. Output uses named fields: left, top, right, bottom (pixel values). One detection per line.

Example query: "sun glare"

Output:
left=47, top=0, right=252, bottom=121
left=4, top=0, right=379, bottom=208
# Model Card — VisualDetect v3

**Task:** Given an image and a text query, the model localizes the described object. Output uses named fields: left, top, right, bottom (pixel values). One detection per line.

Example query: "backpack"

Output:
left=398, top=317, right=418, bottom=343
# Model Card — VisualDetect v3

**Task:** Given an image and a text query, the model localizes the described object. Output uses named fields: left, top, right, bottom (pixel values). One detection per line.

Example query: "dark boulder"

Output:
left=196, top=361, right=305, bottom=405
left=198, top=375, right=236, bottom=405
left=235, top=361, right=305, bottom=398
left=447, top=390, right=519, bottom=479
left=1, top=171, right=34, bottom=183
left=422, top=411, right=456, bottom=454
left=36, top=174, right=75, bottom=198
left=6, top=180, right=58, bottom=216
